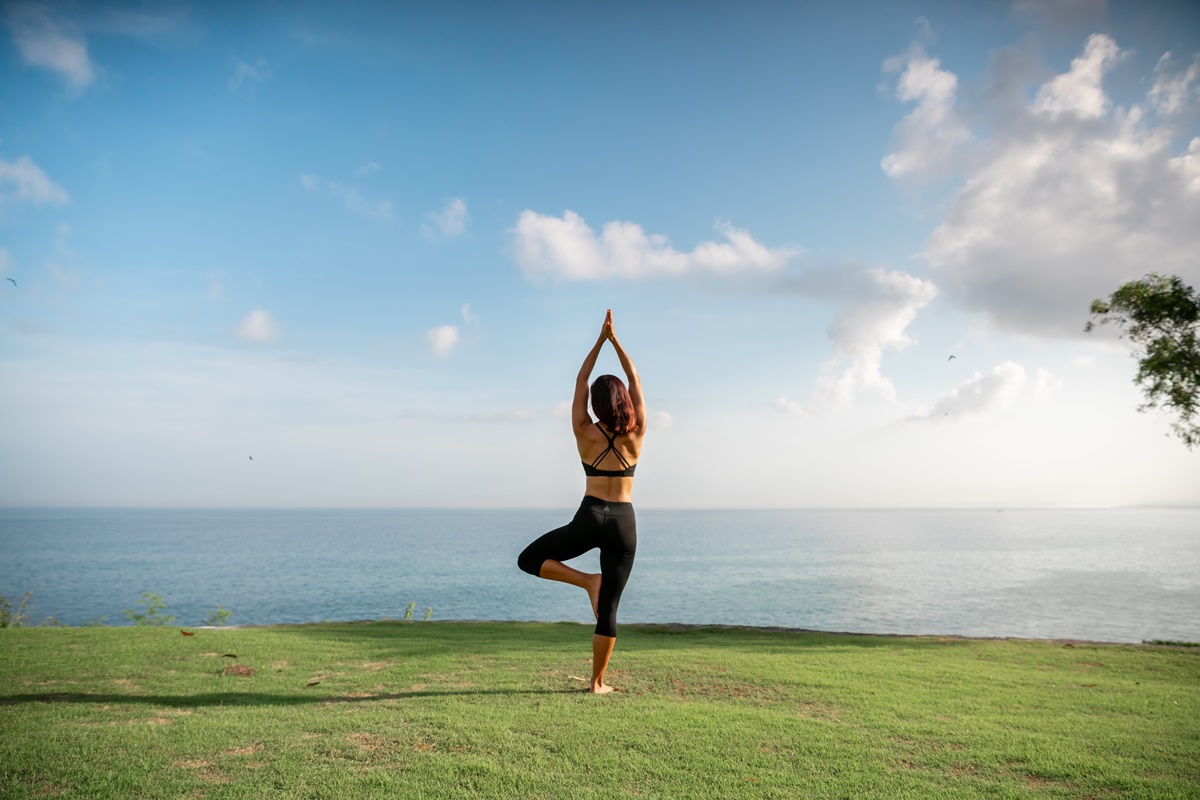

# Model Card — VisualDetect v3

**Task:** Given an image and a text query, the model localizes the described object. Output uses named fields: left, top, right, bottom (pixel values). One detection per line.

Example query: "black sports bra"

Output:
left=582, top=422, right=637, bottom=478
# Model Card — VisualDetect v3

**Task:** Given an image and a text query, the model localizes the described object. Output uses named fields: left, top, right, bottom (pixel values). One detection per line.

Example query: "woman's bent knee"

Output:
left=517, top=549, right=544, bottom=577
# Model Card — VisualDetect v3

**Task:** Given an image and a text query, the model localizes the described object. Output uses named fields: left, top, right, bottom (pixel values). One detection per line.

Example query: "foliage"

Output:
left=203, top=605, right=233, bottom=626
left=1087, top=273, right=1200, bottom=448
left=121, top=592, right=175, bottom=626
left=0, top=592, right=62, bottom=628
left=0, top=592, right=33, bottom=628
left=399, top=602, right=433, bottom=622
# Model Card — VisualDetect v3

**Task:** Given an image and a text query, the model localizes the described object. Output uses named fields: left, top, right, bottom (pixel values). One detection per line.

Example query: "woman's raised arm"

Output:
left=572, top=313, right=611, bottom=432
left=607, top=316, right=646, bottom=433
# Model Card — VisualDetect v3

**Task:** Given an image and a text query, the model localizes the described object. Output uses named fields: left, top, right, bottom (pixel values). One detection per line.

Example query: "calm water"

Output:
left=1, top=507, right=1197, bottom=643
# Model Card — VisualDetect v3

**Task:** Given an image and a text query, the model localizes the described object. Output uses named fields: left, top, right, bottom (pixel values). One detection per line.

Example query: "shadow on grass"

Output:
left=0, top=687, right=572, bottom=708
left=255, top=621, right=980, bottom=655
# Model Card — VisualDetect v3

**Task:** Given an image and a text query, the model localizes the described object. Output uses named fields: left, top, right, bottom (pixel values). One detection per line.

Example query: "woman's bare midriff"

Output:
left=584, top=475, right=635, bottom=503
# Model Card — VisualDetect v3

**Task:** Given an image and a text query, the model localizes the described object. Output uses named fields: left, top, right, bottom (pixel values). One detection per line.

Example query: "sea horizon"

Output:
left=3, top=506, right=1198, bottom=644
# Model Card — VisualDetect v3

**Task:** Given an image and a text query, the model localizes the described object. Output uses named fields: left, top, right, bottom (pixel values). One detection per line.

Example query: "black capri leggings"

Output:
left=517, top=495, right=637, bottom=638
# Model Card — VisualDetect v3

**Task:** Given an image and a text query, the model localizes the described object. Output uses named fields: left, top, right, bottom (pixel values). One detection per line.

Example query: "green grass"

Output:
left=1, top=622, right=1198, bottom=799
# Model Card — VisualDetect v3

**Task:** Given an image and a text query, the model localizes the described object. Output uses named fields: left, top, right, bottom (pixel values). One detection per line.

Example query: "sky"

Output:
left=1, top=0, right=1198, bottom=509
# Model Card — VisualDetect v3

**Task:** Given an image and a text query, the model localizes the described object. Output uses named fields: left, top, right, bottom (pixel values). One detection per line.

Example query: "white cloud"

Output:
left=1032, top=34, right=1125, bottom=119
left=423, top=198, right=470, bottom=238
left=511, top=210, right=796, bottom=281
left=460, top=303, right=478, bottom=325
left=5, top=4, right=94, bottom=91
left=300, top=173, right=393, bottom=220
left=883, top=34, right=1200, bottom=337
left=236, top=310, right=281, bottom=344
left=880, top=44, right=971, bottom=178
left=355, top=162, right=381, bottom=177
left=424, top=325, right=459, bottom=358
left=0, top=154, right=69, bottom=210
left=229, top=58, right=270, bottom=91
left=809, top=268, right=938, bottom=408
left=653, top=410, right=675, bottom=429
left=1148, top=52, right=1200, bottom=116
left=910, top=361, right=1028, bottom=421
left=775, top=396, right=807, bottom=415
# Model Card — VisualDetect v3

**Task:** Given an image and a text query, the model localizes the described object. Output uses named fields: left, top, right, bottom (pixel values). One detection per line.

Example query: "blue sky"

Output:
left=2, top=0, right=1199, bottom=508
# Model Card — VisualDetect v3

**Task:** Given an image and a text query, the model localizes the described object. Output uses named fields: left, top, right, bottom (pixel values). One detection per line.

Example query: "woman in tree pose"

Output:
left=517, top=309, right=645, bottom=694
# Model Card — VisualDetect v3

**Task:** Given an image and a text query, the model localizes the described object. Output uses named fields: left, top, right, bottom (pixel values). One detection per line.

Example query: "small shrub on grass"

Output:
left=399, top=602, right=433, bottom=621
left=121, top=592, right=175, bottom=626
left=0, top=592, right=34, bottom=628
left=1, top=591, right=62, bottom=627
left=203, top=605, right=233, bottom=626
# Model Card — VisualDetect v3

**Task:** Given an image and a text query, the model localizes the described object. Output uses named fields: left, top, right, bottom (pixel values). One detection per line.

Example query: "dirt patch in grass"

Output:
left=173, top=759, right=230, bottom=784
left=795, top=698, right=845, bottom=721
left=223, top=741, right=263, bottom=755
left=32, top=783, right=67, bottom=797
left=221, top=664, right=255, bottom=678
left=347, top=733, right=386, bottom=751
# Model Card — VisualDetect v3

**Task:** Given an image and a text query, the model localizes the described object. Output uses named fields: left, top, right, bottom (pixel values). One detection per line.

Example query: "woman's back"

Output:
left=576, top=421, right=642, bottom=502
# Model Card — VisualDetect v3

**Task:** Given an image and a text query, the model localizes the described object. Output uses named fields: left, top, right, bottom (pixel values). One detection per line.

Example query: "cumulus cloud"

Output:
left=236, top=310, right=281, bottom=344
left=653, top=410, right=675, bottom=429
left=0, top=154, right=69, bottom=210
left=230, top=58, right=270, bottom=91
left=1032, top=34, right=1125, bottom=119
left=806, top=268, right=938, bottom=409
left=883, top=33, right=1200, bottom=337
left=300, top=173, right=393, bottom=220
left=423, top=198, right=470, bottom=238
left=460, top=304, right=479, bottom=325
left=775, top=396, right=807, bottom=415
left=424, top=325, right=459, bottom=358
left=910, top=361, right=1029, bottom=421
left=511, top=210, right=796, bottom=281
left=1148, top=52, right=1200, bottom=116
left=881, top=44, right=971, bottom=178
left=5, top=3, right=94, bottom=91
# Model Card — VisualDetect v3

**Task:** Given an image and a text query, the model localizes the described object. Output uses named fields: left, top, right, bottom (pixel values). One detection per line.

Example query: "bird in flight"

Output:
left=249, top=456, right=253, bottom=461
left=4, top=277, right=15, bottom=287
left=947, top=355, right=956, bottom=361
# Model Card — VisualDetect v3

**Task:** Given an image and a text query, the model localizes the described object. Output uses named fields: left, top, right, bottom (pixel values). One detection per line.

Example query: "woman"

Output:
left=517, top=309, right=645, bottom=694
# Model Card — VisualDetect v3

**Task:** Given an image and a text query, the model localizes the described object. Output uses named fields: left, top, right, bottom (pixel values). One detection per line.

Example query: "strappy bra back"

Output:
left=582, top=422, right=637, bottom=478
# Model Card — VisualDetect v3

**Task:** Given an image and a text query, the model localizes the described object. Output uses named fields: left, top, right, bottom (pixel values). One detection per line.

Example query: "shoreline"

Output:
left=176, top=618, right=1197, bottom=648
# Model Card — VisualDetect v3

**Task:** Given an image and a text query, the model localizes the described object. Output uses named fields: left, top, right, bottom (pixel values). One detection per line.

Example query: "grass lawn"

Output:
left=1, top=621, right=1197, bottom=799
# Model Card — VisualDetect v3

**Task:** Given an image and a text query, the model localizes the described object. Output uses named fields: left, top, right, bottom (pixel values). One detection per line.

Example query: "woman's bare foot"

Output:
left=585, top=573, right=602, bottom=620
left=589, top=682, right=615, bottom=694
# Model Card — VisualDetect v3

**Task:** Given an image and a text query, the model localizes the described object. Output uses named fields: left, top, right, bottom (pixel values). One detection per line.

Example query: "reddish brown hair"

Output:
left=591, top=374, right=637, bottom=434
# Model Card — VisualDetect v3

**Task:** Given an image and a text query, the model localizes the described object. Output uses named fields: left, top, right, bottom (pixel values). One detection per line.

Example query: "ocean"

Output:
left=1, top=507, right=1197, bottom=643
